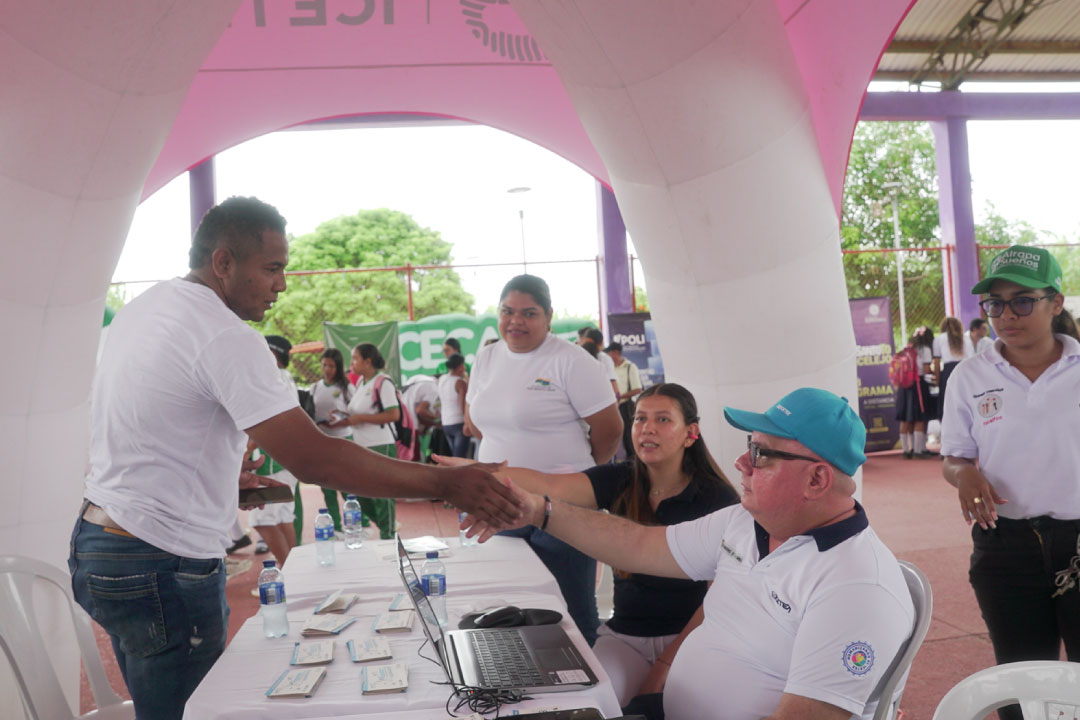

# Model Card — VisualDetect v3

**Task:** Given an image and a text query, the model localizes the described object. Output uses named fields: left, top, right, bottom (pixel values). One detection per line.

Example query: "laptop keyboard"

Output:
left=470, top=630, right=545, bottom=687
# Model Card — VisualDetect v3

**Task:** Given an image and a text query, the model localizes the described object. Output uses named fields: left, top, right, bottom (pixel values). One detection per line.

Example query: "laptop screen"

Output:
left=396, top=535, right=453, bottom=681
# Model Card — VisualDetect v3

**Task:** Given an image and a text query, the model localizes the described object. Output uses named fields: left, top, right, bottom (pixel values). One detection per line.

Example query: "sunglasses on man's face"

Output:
left=979, top=294, right=1055, bottom=318
left=746, top=435, right=820, bottom=469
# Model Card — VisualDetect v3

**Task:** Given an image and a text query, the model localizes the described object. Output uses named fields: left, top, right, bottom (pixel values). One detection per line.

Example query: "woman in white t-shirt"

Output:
left=895, top=326, right=937, bottom=458
left=327, top=343, right=399, bottom=539
left=437, top=353, right=469, bottom=457
left=932, top=317, right=973, bottom=420
left=464, top=274, right=623, bottom=645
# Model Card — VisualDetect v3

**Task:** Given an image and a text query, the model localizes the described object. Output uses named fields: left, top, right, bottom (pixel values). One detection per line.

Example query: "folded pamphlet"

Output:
left=290, top=640, right=334, bottom=665
left=346, top=637, right=393, bottom=662
left=372, top=610, right=414, bottom=633
left=314, top=589, right=358, bottom=614
left=388, top=592, right=410, bottom=611
left=360, top=661, right=409, bottom=694
left=301, top=615, right=357, bottom=637
left=266, top=666, right=327, bottom=698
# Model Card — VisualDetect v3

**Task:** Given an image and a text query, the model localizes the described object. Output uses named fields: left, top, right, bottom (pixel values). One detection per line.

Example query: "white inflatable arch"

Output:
left=1, top=0, right=913, bottom=709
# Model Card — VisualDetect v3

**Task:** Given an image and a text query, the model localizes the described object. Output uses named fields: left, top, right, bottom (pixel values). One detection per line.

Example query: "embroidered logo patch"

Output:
left=842, top=642, right=874, bottom=676
left=527, top=377, right=555, bottom=392
left=977, top=393, right=1002, bottom=419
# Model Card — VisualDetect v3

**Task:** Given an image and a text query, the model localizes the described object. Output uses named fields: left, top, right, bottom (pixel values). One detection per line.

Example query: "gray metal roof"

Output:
left=876, top=0, right=1080, bottom=87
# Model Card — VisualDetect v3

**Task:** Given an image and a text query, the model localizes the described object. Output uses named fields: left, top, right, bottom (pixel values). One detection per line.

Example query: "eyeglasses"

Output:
left=746, top=435, right=821, bottom=469
left=979, top=294, right=1055, bottom=318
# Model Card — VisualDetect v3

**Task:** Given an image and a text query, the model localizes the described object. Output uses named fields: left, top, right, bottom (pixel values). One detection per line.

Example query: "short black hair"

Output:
left=189, top=196, right=287, bottom=269
left=584, top=328, right=604, bottom=345
left=443, top=337, right=462, bottom=352
left=500, top=275, right=552, bottom=315
left=446, top=353, right=465, bottom=370
left=577, top=326, right=590, bottom=338
left=969, top=317, right=986, bottom=332
left=354, top=342, right=385, bottom=370
left=605, top=341, right=623, bottom=353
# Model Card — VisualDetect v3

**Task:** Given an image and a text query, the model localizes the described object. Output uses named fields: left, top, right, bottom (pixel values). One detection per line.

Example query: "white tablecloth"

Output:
left=183, top=536, right=621, bottom=719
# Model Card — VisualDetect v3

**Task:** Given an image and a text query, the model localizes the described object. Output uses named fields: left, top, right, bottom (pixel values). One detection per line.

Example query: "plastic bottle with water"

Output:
left=314, top=508, right=336, bottom=566
left=421, top=551, right=448, bottom=626
left=458, top=511, right=478, bottom=548
left=342, top=495, right=363, bottom=549
left=258, top=560, right=288, bottom=638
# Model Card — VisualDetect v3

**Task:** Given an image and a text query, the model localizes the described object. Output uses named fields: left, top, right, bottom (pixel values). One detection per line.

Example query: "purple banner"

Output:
left=607, top=312, right=665, bottom=389
left=850, top=297, right=899, bottom=453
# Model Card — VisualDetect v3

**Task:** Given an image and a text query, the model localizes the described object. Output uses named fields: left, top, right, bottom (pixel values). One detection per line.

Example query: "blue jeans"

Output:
left=68, top=516, right=228, bottom=720
left=442, top=423, right=470, bottom=458
left=501, top=526, right=599, bottom=645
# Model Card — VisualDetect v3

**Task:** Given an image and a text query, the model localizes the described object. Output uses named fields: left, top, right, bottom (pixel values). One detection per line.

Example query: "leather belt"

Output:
left=81, top=501, right=136, bottom=538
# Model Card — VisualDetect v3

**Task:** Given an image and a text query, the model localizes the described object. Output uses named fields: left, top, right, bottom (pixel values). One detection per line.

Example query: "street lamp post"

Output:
left=883, top=182, right=908, bottom=344
left=507, top=186, right=531, bottom=273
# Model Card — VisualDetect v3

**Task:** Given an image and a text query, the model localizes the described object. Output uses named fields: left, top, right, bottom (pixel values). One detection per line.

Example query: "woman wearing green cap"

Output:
left=940, top=244, right=1080, bottom=720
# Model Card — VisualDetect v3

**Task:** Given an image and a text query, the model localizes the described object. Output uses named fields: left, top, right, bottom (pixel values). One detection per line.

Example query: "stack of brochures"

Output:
left=346, top=637, right=393, bottom=663
left=371, top=610, right=414, bottom=633
left=360, top=662, right=409, bottom=694
left=266, top=667, right=327, bottom=699
left=290, top=640, right=335, bottom=666
left=301, top=615, right=357, bottom=637
left=314, top=589, right=358, bottom=614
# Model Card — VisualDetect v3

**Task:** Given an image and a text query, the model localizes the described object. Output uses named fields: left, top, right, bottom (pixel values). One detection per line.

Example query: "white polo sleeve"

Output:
left=940, top=362, right=978, bottom=458
left=628, top=362, right=642, bottom=392
left=563, top=349, right=617, bottom=419
left=195, top=327, right=299, bottom=432
left=784, top=583, right=913, bottom=716
left=665, top=508, right=731, bottom=581
left=378, top=376, right=399, bottom=410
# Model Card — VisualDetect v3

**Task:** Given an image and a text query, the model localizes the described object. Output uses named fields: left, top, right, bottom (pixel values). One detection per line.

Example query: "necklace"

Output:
left=650, top=478, right=689, bottom=497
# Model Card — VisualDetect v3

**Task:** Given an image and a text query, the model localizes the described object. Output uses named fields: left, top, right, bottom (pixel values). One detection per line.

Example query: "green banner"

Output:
left=325, top=314, right=595, bottom=382
left=322, top=321, right=401, bottom=384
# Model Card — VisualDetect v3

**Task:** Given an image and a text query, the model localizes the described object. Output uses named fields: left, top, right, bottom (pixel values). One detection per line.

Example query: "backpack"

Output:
left=372, top=374, right=417, bottom=461
left=889, top=346, right=919, bottom=389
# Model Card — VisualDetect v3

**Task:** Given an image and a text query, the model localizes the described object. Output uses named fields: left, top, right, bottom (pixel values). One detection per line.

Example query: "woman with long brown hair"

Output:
left=437, top=382, right=738, bottom=705
left=932, top=316, right=972, bottom=420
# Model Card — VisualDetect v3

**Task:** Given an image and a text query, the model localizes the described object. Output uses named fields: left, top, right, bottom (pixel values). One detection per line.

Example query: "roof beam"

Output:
left=876, top=70, right=1080, bottom=83
left=860, top=90, right=1080, bottom=121
left=888, top=39, right=1080, bottom=54
left=910, top=0, right=1055, bottom=90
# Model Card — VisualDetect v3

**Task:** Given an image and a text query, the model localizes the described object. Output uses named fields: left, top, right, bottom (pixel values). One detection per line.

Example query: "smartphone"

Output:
left=238, top=485, right=294, bottom=508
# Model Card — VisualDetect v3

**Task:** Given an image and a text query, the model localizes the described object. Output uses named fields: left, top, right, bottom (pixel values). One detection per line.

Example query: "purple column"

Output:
left=596, top=183, right=632, bottom=327
left=189, top=157, right=216, bottom=238
left=932, top=117, right=981, bottom=325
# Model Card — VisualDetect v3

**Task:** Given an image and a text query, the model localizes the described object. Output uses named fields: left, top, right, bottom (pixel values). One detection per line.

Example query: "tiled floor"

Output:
left=80, top=456, right=1012, bottom=719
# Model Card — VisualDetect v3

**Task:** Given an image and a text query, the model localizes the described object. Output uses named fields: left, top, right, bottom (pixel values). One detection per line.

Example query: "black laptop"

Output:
left=395, top=535, right=599, bottom=693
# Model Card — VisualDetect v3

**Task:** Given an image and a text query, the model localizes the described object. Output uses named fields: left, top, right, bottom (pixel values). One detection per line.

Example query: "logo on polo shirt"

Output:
left=770, top=590, right=791, bottom=613
left=977, top=393, right=1002, bottom=419
left=720, top=539, right=743, bottom=563
left=527, top=377, right=555, bottom=392
left=842, top=641, right=875, bottom=676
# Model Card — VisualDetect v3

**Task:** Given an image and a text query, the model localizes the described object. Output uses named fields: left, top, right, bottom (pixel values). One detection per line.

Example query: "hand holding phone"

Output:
left=239, top=485, right=294, bottom=508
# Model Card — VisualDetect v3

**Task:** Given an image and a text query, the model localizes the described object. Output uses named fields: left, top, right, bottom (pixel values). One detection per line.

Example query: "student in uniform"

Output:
left=896, top=326, right=937, bottom=458
left=942, top=245, right=1080, bottom=720
left=299, top=348, right=354, bottom=536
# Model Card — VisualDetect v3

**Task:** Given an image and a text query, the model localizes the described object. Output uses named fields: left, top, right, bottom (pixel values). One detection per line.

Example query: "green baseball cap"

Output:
left=971, top=245, right=1063, bottom=295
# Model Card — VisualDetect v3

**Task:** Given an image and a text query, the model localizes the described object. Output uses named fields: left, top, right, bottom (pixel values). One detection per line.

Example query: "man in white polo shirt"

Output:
left=942, top=244, right=1080, bottom=720
left=466, top=387, right=914, bottom=720
left=69, top=197, right=522, bottom=720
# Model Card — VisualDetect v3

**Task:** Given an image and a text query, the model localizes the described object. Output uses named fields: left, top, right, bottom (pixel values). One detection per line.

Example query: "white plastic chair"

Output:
left=872, top=560, right=934, bottom=720
left=0, top=555, right=134, bottom=719
left=932, top=661, right=1080, bottom=720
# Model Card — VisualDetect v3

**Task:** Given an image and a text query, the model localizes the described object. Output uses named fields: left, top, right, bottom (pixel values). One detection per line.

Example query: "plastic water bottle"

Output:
left=343, top=495, right=363, bottom=549
left=458, top=511, right=478, bottom=548
left=421, top=551, right=448, bottom=626
left=258, top=560, right=289, bottom=638
left=314, top=508, right=336, bottom=566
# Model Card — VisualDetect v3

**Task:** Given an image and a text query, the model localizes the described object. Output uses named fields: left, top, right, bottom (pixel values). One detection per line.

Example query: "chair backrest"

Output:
left=0, top=555, right=127, bottom=719
left=932, top=661, right=1080, bottom=720
left=872, top=559, right=934, bottom=720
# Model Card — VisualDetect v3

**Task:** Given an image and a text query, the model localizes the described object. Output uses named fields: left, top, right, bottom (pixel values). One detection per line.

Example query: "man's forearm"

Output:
left=542, top=498, right=686, bottom=579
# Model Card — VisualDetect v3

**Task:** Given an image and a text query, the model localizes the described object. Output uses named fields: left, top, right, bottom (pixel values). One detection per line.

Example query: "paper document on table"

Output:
left=372, top=610, right=414, bottom=633
left=290, top=640, right=334, bottom=665
left=401, top=535, right=449, bottom=555
left=301, top=615, right=357, bottom=636
left=388, top=592, right=410, bottom=611
left=346, top=637, right=393, bottom=662
left=360, top=661, right=409, bottom=694
left=314, top=588, right=358, bottom=614
left=266, top=667, right=326, bottom=698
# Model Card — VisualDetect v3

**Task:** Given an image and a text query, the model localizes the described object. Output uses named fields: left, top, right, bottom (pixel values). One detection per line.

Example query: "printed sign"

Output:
left=849, top=297, right=899, bottom=452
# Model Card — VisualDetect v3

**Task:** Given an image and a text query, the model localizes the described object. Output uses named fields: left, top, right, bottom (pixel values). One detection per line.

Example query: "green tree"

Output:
left=253, top=209, right=474, bottom=344
left=631, top=285, right=649, bottom=313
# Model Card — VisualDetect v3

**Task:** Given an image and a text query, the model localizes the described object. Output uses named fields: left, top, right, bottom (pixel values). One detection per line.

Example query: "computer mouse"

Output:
left=473, top=605, right=526, bottom=628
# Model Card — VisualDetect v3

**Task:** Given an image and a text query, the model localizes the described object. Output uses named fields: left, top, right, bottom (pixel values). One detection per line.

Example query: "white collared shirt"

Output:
left=663, top=504, right=913, bottom=720
left=941, top=334, right=1080, bottom=519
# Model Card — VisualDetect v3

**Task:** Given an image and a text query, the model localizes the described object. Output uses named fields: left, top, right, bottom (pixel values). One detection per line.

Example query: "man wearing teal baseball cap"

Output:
left=941, top=244, right=1080, bottom=720
left=462, top=387, right=914, bottom=720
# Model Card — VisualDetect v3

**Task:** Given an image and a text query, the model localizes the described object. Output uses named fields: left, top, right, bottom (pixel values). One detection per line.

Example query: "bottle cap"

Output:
left=318, top=508, right=328, bottom=513
left=263, top=560, right=276, bottom=567
left=426, top=551, right=439, bottom=559
left=347, top=495, right=357, bottom=500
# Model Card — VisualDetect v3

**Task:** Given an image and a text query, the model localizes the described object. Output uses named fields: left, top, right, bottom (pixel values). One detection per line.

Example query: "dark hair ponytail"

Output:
left=320, top=348, right=348, bottom=393
left=354, top=343, right=386, bottom=370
